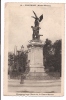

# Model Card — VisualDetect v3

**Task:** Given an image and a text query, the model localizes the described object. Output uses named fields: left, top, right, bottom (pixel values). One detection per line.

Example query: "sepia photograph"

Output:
left=4, top=3, right=64, bottom=96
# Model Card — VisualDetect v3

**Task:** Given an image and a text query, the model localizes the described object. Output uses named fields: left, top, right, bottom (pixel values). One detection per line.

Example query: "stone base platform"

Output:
left=25, top=72, right=49, bottom=80
left=8, top=78, right=61, bottom=93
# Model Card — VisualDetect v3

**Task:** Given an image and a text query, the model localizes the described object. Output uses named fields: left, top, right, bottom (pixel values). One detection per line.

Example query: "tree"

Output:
left=8, top=52, right=14, bottom=74
left=53, top=40, right=61, bottom=75
left=18, top=52, right=27, bottom=73
left=8, top=50, right=28, bottom=78
left=43, top=39, right=53, bottom=70
left=43, top=39, right=61, bottom=77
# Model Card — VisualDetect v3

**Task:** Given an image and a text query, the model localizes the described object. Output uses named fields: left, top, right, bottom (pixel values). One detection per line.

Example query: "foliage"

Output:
left=8, top=39, right=61, bottom=78
left=8, top=51, right=27, bottom=78
left=43, top=39, right=61, bottom=76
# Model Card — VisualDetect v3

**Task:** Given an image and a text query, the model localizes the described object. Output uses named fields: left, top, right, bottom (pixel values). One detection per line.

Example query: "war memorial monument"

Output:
left=22, top=11, right=45, bottom=80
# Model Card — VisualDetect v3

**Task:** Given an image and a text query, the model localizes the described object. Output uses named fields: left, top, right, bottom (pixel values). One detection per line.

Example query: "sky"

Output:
left=5, top=3, right=64, bottom=52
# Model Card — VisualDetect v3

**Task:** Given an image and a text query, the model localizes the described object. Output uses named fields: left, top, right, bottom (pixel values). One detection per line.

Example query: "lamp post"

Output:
left=21, top=45, right=24, bottom=52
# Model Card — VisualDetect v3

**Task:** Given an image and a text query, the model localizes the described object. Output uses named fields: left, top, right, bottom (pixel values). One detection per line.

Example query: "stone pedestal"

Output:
left=27, top=40, right=45, bottom=79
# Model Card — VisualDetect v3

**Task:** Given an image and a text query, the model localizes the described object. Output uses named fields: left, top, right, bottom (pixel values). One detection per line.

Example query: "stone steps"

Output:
left=8, top=79, right=61, bottom=87
left=8, top=79, right=61, bottom=93
left=25, top=75, right=60, bottom=80
left=20, top=79, right=61, bottom=86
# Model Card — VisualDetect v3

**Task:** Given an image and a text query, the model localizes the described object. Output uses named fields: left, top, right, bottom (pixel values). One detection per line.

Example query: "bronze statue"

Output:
left=31, top=11, right=43, bottom=40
